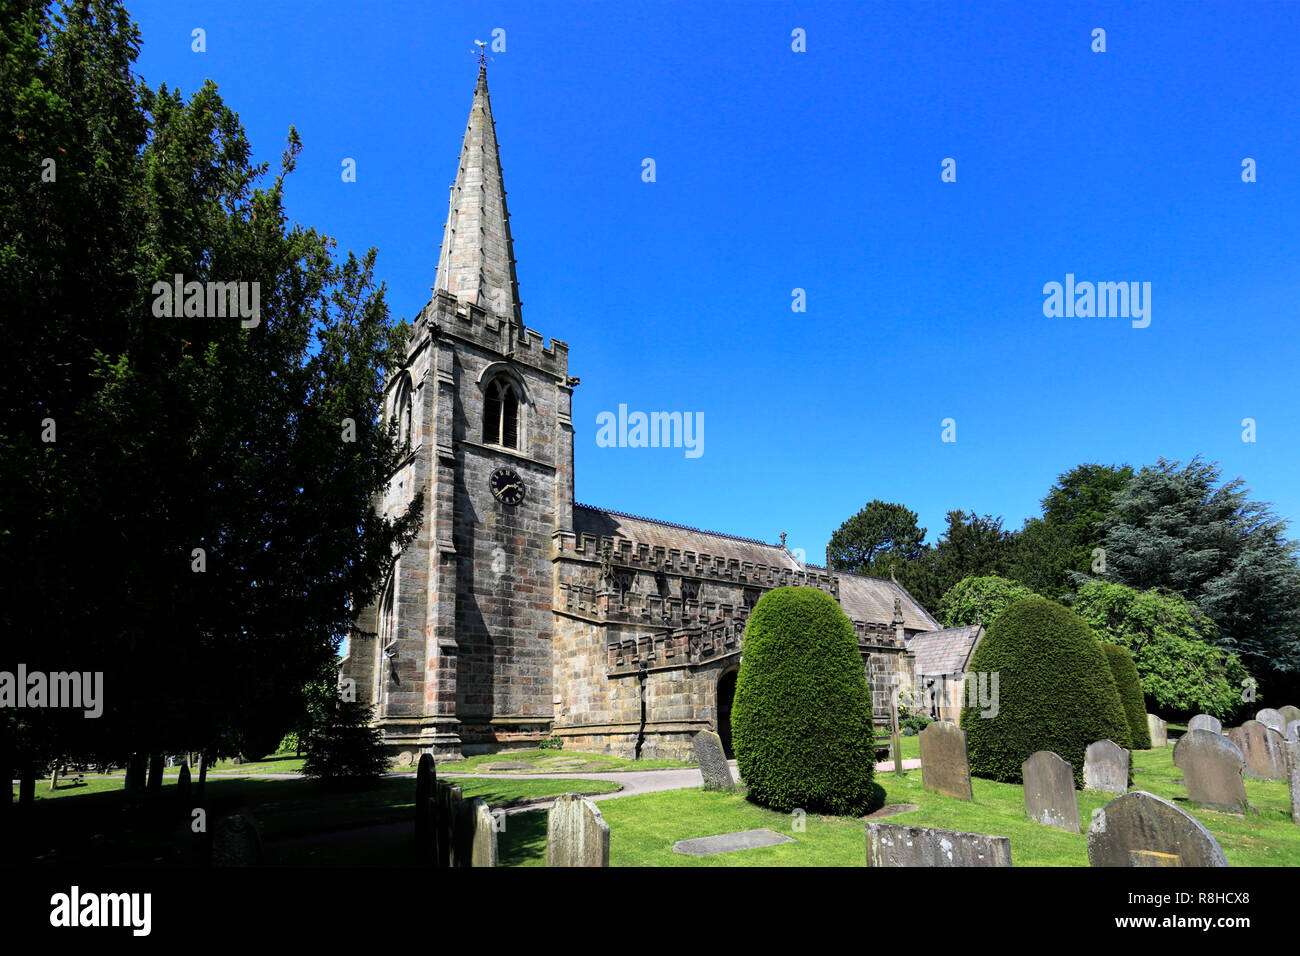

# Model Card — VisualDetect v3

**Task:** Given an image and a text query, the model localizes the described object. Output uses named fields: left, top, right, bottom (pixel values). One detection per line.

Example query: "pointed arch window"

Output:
left=483, top=377, right=519, bottom=448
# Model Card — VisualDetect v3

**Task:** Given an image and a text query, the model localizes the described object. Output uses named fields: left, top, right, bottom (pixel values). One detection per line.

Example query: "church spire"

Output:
left=433, top=60, right=523, bottom=326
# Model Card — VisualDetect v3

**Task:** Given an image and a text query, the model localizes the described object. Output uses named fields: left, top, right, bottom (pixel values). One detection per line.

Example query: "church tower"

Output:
left=343, top=63, right=575, bottom=758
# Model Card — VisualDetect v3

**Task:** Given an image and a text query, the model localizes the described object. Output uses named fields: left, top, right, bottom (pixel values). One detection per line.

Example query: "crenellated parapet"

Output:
left=414, top=289, right=569, bottom=380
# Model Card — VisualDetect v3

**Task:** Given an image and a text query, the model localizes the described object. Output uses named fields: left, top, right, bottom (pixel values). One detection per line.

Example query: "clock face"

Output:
left=489, top=468, right=526, bottom=506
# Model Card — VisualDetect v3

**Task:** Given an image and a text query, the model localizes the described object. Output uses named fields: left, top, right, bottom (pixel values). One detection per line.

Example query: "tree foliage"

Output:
left=960, top=596, right=1131, bottom=787
left=936, top=575, right=1037, bottom=629
left=1072, top=580, right=1249, bottom=719
left=732, top=587, right=879, bottom=815
left=0, top=0, right=420, bottom=774
left=1100, top=643, right=1151, bottom=749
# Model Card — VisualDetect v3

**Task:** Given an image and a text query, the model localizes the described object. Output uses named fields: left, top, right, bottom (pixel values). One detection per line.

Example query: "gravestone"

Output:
left=1146, top=714, right=1167, bottom=747
left=1023, top=751, right=1080, bottom=832
left=673, top=829, right=794, bottom=856
left=919, top=721, right=973, bottom=801
left=547, top=793, right=610, bottom=867
left=1286, top=719, right=1300, bottom=743
left=176, top=762, right=191, bottom=806
left=469, top=798, right=498, bottom=867
left=1287, top=741, right=1300, bottom=826
left=1172, top=730, right=1248, bottom=813
left=1187, top=714, right=1222, bottom=735
left=434, top=780, right=462, bottom=867
left=1084, top=740, right=1129, bottom=794
left=211, top=808, right=262, bottom=867
left=1278, top=704, right=1300, bottom=725
left=415, top=753, right=436, bottom=857
left=1256, top=708, right=1287, bottom=733
left=693, top=730, right=735, bottom=791
left=865, top=822, right=1011, bottom=867
left=1086, top=791, right=1228, bottom=867
left=1227, top=720, right=1288, bottom=781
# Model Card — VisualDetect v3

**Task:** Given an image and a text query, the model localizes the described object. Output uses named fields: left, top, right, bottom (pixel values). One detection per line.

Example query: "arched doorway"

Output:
left=716, top=669, right=738, bottom=758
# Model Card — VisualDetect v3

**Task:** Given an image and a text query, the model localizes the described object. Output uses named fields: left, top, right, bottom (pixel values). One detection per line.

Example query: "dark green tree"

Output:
left=1100, top=643, right=1152, bottom=749
left=827, top=500, right=927, bottom=575
left=732, top=587, right=880, bottom=815
left=936, top=575, right=1037, bottom=628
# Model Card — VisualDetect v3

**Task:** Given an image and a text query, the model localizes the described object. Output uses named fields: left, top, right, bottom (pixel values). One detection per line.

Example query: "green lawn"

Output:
left=432, top=748, right=692, bottom=774
left=497, top=744, right=1300, bottom=867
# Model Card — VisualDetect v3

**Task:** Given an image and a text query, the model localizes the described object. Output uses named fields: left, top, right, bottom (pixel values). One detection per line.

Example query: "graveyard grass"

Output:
left=494, top=745, right=1299, bottom=867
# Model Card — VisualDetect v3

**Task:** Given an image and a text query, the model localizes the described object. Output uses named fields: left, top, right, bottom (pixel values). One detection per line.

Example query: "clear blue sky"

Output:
left=127, top=1, right=1300, bottom=556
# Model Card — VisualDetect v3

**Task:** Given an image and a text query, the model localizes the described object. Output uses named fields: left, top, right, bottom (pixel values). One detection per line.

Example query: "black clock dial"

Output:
left=490, top=468, right=525, bottom=506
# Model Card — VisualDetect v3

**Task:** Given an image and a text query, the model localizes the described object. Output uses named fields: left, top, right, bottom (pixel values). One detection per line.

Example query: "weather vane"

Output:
left=473, top=39, right=492, bottom=70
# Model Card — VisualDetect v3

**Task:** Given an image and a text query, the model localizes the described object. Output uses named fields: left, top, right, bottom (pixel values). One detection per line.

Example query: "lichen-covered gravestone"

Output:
left=1022, top=751, right=1079, bottom=833
left=1172, top=730, right=1249, bottom=813
left=693, top=730, right=735, bottom=791
left=1146, top=714, right=1168, bottom=747
left=211, top=808, right=262, bottom=867
left=919, top=720, right=972, bottom=801
left=547, top=793, right=610, bottom=867
left=1227, top=720, right=1288, bottom=781
left=865, top=822, right=1011, bottom=867
left=1287, top=720, right=1300, bottom=743
left=1278, top=704, right=1300, bottom=725
left=1256, top=708, right=1287, bottom=733
left=1084, top=739, right=1129, bottom=794
left=1086, top=791, right=1228, bottom=867
left=1187, top=714, right=1222, bottom=734
left=468, top=798, right=498, bottom=867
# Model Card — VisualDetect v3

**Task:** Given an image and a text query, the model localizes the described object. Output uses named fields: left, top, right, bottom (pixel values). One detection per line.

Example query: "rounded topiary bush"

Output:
left=959, top=596, right=1131, bottom=787
left=1101, top=642, right=1151, bottom=749
left=731, top=586, right=879, bottom=815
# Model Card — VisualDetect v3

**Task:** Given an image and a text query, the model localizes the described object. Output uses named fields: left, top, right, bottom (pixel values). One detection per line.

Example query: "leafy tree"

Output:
left=301, top=701, right=390, bottom=788
left=827, top=500, right=927, bottom=575
left=1072, top=580, right=1250, bottom=719
left=732, top=587, right=880, bottom=815
left=0, top=1, right=420, bottom=781
left=1005, top=463, right=1133, bottom=599
left=936, top=575, right=1037, bottom=628
left=960, top=596, right=1132, bottom=787
left=1100, top=643, right=1151, bottom=749
left=1096, top=457, right=1300, bottom=675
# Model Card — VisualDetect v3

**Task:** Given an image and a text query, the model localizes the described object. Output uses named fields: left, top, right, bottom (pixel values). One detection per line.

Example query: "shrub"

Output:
left=300, top=701, right=389, bottom=788
left=899, top=707, right=933, bottom=737
left=537, top=736, right=564, bottom=751
left=960, top=595, right=1131, bottom=787
left=1101, top=642, right=1151, bottom=749
left=936, top=575, right=1037, bottom=628
left=731, top=586, right=880, bottom=815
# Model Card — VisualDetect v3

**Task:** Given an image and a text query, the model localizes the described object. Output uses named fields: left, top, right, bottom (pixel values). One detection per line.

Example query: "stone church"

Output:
left=340, top=65, right=980, bottom=761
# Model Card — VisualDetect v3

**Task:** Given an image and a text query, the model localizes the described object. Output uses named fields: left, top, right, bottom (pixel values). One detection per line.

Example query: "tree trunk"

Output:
left=146, top=753, right=164, bottom=793
left=197, top=752, right=208, bottom=800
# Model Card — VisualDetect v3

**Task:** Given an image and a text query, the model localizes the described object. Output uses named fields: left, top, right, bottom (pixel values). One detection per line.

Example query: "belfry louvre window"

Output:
left=483, top=378, right=519, bottom=448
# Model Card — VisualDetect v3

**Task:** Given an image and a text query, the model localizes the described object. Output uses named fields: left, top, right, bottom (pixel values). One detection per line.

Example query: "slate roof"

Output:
left=908, top=625, right=984, bottom=676
left=573, top=503, right=938, bottom=629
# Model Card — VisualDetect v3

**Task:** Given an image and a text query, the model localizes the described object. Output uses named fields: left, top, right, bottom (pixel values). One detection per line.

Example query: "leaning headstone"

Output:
left=211, top=808, right=262, bottom=867
left=1256, top=708, right=1287, bottom=733
left=1084, top=740, right=1130, bottom=794
left=693, top=730, right=735, bottom=791
left=1172, top=730, right=1249, bottom=813
left=415, top=753, right=436, bottom=857
left=466, top=797, right=497, bottom=867
left=1146, top=714, right=1167, bottom=747
left=1086, top=791, right=1228, bottom=867
left=1288, top=720, right=1300, bottom=743
left=1278, top=704, right=1300, bottom=725
left=547, top=793, right=610, bottom=867
left=1187, top=714, right=1222, bottom=735
left=865, top=822, right=1011, bottom=867
left=1227, top=720, right=1288, bottom=781
left=919, top=721, right=973, bottom=801
left=1283, top=740, right=1300, bottom=826
left=1022, top=751, right=1080, bottom=833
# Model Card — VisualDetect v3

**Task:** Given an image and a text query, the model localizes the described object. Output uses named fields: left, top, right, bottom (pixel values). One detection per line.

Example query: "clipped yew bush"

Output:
left=731, top=586, right=879, bottom=815
left=1101, top=642, right=1152, bottom=749
left=959, top=595, right=1131, bottom=787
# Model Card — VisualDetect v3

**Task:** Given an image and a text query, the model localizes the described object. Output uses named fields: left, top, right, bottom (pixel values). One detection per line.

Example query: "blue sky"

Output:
left=127, top=1, right=1300, bottom=556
